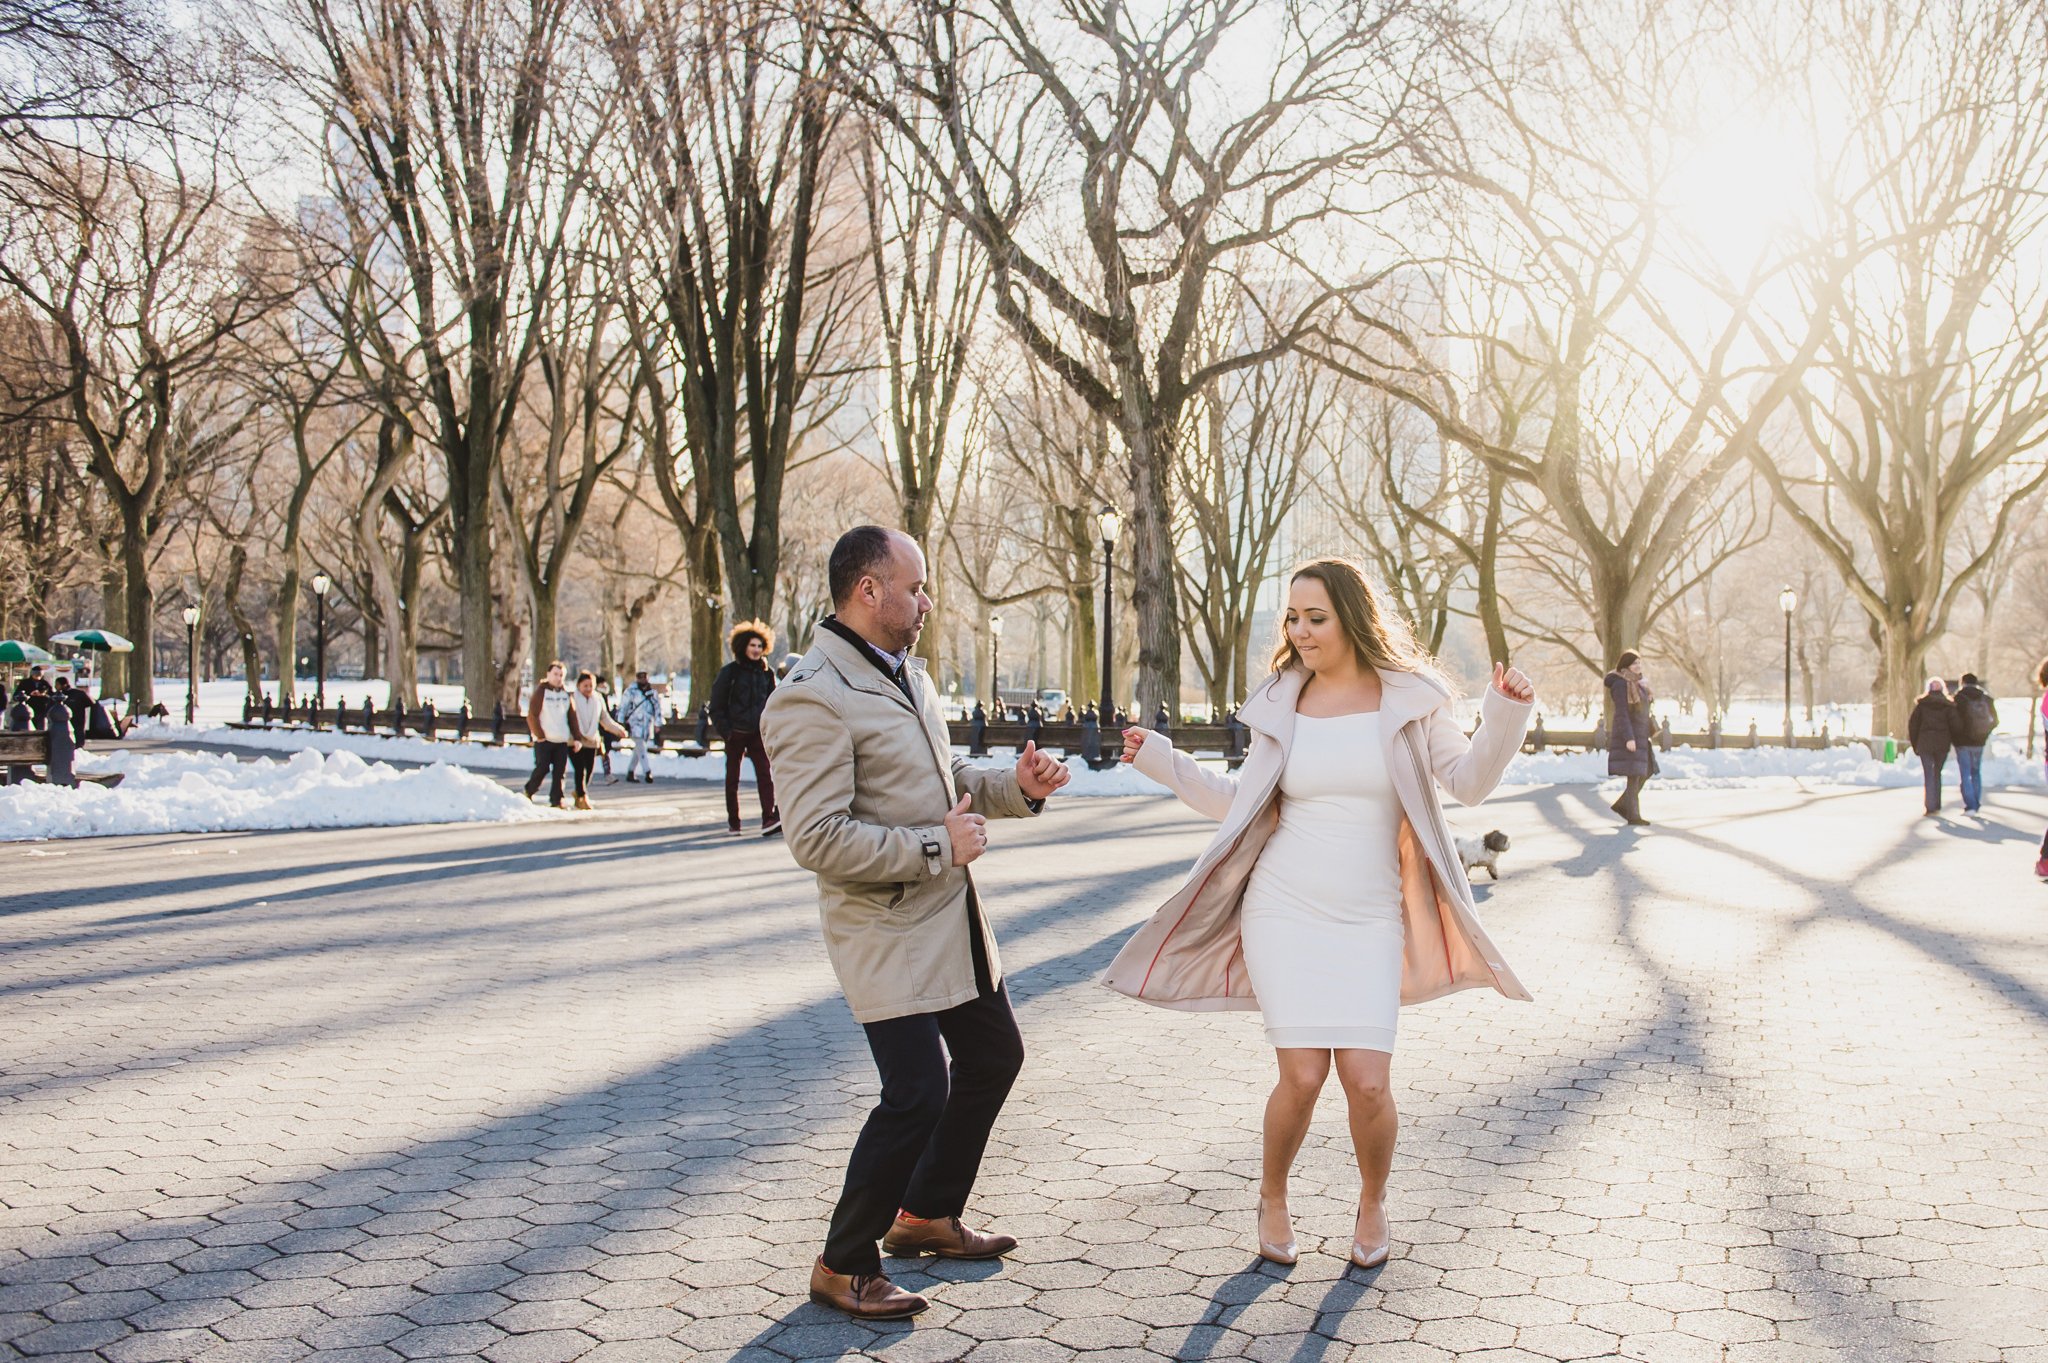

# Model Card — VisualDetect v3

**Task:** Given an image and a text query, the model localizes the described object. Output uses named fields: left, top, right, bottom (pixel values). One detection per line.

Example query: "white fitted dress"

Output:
left=1239, top=711, right=1405, bottom=1052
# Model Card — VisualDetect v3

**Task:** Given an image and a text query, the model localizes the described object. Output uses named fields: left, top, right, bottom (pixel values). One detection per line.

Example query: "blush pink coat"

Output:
left=1102, top=664, right=1534, bottom=1012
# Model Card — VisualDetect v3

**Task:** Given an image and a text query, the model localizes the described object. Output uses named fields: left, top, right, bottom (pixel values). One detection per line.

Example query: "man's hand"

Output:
left=945, top=792, right=986, bottom=866
left=1625, top=740, right=1637, bottom=752
left=1120, top=727, right=1146, bottom=764
left=1490, top=662, right=1535, bottom=704
left=1016, top=739, right=1071, bottom=800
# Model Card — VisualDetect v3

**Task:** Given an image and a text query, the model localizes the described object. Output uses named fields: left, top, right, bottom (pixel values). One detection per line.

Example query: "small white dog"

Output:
left=1456, top=829, right=1511, bottom=880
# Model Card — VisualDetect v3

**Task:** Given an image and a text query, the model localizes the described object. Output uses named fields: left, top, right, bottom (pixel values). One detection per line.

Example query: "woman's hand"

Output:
left=1120, top=727, right=1147, bottom=764
left=1491, top=662, right=1534, bottom=704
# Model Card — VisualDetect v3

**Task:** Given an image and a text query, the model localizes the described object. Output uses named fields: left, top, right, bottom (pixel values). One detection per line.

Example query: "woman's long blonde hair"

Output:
left=1268, top=557, right=1449, bottom=688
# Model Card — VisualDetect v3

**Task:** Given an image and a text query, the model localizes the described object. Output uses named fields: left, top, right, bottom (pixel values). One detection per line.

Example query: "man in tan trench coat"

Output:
left=762, top=526, right=1072, bottom=1320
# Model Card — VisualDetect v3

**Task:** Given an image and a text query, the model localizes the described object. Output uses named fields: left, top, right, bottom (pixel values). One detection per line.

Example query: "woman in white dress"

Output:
left=1106, top=558, right=1535, bottom=1269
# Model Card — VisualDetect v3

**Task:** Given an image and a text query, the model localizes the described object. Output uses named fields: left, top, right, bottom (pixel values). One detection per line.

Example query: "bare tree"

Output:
left=855, top=105, right=989, bottom=669
left=594, top=0, right=861, bottom=627
left=0, top=71, right=282, bottom=709
left=839, top=0, right=1435, bottom=717
left=1310, top=0, right=1848, bottom=679
left=1745, top=0, right=2048, bottom=734
left=281, top=0, right=587, bottom=706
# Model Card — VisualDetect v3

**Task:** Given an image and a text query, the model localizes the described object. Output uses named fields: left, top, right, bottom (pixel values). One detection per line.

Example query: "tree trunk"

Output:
left=1126, top=418, right=1180, bottom=720
left=99, top=563, right=127, bottom=696
left=1069, top=582, right=1096, bottom=708
left=223, top=545, right=262, bottom=703
left=530, top=584, right=559, bottom=680
left=1477, top=470, right=1510, bottom=666
left=688, top=595, right=723, bottom=716
left=686, top=528, right=724, bottom=714
left=1872, top=611, right=1927, bottom=740
left=276, top=567, right=301, bottom=708
left=120, top=519, right=154, bottom=712
left=362, top=600, right=381, bottom=683
left=457, top=468, right=495, bottom=710
left=391, top=527, right=427, bottom=708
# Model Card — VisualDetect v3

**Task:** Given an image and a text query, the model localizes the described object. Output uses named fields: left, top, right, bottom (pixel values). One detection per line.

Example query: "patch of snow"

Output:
left=113, top=719, right=2048, bottom=807
left=162, top=721, right=747, bottom=783
left=2, top=747, right=548, bottom=842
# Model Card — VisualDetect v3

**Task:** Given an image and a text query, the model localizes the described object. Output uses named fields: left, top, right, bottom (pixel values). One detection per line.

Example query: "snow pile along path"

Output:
left=1500, top=735, right=2047, bottom=790
left=2, top=748, right=547, bottom=841
left=135, top=721, right=2048, bottom=801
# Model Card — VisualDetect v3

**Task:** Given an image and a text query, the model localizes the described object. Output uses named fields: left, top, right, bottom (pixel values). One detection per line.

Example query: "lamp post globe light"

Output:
left=181, top=605, right=201, bottom=726
left=989, top=614, right=1004, bottom=716
left=1779, top=585, right=1797, bottom=743
left=1098, top=505, right=1122, bottom=722
left=311, top=572, right=331, bottom=720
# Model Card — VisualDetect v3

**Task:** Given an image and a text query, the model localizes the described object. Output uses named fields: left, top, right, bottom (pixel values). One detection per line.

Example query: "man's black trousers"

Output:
left=524, top=740, right=569, bottom=805
left=820, top=984, right=1023, bottom=1275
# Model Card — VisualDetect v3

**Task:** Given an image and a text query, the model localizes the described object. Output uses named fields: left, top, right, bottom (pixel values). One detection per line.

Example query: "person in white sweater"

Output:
left=569, top=670, right=628, bottom=810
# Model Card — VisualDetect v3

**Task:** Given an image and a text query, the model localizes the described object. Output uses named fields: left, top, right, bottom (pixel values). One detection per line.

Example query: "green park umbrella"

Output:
left=49, top=629, right=135, bottom=653
left=0, top=640, right=57, bottom=665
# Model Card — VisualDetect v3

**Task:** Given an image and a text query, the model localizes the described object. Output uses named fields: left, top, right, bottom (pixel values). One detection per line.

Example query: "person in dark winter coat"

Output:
left=1907, top=678, right=1956, bottom=816
left=1951, top=673, right=1997, bottom=813
left=52, top=676, right=92, bottom=747
left=708, top=620, right=782, bottom=836
left=1603, top=650, right=1657, bottom=826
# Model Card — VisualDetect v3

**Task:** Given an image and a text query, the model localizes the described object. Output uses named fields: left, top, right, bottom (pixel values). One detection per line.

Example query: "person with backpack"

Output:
left=618, top=671, right=662, bottom=783
left=1907, top=678, right=1956, bottom=817
left=1951, top=673, right=1997, bottom=814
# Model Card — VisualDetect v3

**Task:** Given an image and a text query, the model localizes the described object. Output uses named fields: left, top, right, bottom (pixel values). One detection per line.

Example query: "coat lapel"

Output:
left=812, top=629, right=917, bottom=714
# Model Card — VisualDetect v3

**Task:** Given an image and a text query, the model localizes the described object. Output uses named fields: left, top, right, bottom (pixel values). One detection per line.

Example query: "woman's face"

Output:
left=1285, top=576, right=1353, bottom=674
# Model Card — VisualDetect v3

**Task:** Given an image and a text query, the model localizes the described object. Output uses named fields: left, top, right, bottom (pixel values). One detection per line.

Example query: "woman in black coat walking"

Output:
left=1907, top=678, right=1955, bottom=817
left=1604, top=650, right=1658, bottom=826
left=708, top=620, right=782, bottom=837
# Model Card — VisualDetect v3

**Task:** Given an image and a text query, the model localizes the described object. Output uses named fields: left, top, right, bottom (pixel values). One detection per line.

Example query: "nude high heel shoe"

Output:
left=1349, top=1199, right=1391, bottom=1271
left=1255, top=1197, right=1297, bottom=1266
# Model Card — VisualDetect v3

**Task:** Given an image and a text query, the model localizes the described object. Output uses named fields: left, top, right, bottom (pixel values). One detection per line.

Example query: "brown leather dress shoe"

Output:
left=807, top=1258, right=928, bottom=1319
left=880, top=1214, right=1018, bottom=1260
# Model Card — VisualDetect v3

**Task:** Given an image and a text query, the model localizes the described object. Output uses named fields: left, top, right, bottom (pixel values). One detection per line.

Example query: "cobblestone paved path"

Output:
left=6, top=777, right=2048, bottom=1362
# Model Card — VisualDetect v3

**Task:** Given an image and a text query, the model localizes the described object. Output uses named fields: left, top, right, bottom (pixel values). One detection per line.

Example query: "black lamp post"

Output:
left=1098, top=506, right=1122, bottom=717
left=989, top=614, right=1003, bottom=716
left=312, top=572, right=330, bottom=718
left=1779, top=585, right=1796, bottom=744
left=182, top=605, right=200, bottom=726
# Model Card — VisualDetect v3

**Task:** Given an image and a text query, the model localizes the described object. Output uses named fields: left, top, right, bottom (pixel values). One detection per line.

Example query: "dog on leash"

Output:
left=1456, top=830, right=1511, bottom=880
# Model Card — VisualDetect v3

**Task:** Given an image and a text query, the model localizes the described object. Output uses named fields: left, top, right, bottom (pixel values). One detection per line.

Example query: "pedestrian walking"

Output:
left=709, top=620, right=782, bottom=837
left=595, top=679, right=619, bottom=783
left=1952, top=673, right=1998, bottom=814
left=1107, top=556, right=1534, bottom=1270
left=569, top=670, right=628, bottom=810
left=619, top=671, right=662, bottom=783
left=760, top=526, right=1071, bottom=1320
left=1604, top=650, right=1657, bottom=826
left=523, top=660, right=581, bottom=808
left=1908, top=678, right=1956, bottom=817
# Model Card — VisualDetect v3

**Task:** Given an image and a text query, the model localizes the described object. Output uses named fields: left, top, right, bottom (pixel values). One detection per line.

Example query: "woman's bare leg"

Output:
left=1334, top=1048, right=1396, bottom=1249
left=1260, top=1048, right=1330, bottom=1245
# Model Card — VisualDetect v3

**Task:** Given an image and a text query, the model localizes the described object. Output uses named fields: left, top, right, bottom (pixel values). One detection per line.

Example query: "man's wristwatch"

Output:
left=922, top=837, right=944, bottom=877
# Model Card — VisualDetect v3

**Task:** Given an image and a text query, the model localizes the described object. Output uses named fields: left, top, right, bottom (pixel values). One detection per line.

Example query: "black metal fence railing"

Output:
left=226, top=696, right=1859, bottom=770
